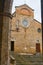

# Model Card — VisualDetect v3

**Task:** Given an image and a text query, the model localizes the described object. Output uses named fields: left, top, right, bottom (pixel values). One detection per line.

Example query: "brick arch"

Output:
left=20, top=8, right=31, bottom=16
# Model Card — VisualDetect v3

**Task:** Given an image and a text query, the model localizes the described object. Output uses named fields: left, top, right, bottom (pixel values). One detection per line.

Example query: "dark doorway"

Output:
left=11, top=41, right=14, bottom=51
left=36, top=43, right=40, bottom=53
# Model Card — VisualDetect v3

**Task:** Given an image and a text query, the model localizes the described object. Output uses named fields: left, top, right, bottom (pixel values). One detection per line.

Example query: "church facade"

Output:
left=11, top=4, right=42, bottom=54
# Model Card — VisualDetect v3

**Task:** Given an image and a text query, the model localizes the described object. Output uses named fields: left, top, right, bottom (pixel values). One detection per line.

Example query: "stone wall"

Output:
left=11, top=5, right=42, bottom=54
left=0, top=0, right=5, bottom=64
left=0, top=0, right=13, bottom=65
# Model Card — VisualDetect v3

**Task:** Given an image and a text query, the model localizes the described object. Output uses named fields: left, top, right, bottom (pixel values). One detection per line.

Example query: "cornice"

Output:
left=0, top=12, right=13, bottom=19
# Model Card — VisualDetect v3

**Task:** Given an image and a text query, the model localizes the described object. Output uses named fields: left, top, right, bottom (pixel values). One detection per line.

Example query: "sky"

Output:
left=12, top=0, right=41, bottom=23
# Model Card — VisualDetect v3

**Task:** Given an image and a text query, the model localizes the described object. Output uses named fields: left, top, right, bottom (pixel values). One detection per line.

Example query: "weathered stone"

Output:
left=0, top=0, right=13, bottom=65
left=11, top=4, right=42, bottom=54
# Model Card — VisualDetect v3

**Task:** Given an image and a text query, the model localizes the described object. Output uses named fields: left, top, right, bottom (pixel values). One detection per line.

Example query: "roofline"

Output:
left=12, top=11, right=16, bottom=17
left=12, top=12, right=16, bottom=15
left=15, top=4, right=34, bottom=11
left=34, top=19, right=42, bottom=24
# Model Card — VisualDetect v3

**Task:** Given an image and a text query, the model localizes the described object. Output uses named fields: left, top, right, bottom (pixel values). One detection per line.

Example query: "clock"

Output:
left=22, top=19, right=29, bottom=28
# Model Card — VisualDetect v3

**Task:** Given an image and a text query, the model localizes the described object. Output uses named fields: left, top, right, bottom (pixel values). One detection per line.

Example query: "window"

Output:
left=37, top=28, right=41, bottom=33
left=22, top=19, right=29, bottom=28
left=16, top=20, right=19, bottom=32
left=11, top=41, right=14, bottom=51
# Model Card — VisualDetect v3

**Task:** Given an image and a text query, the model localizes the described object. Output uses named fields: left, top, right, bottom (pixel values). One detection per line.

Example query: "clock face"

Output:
left=22, top=19, right=29, bottom=28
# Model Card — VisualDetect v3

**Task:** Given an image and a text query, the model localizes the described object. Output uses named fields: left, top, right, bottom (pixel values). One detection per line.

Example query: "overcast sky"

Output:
left=12, top=0, right=41, bottom=23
